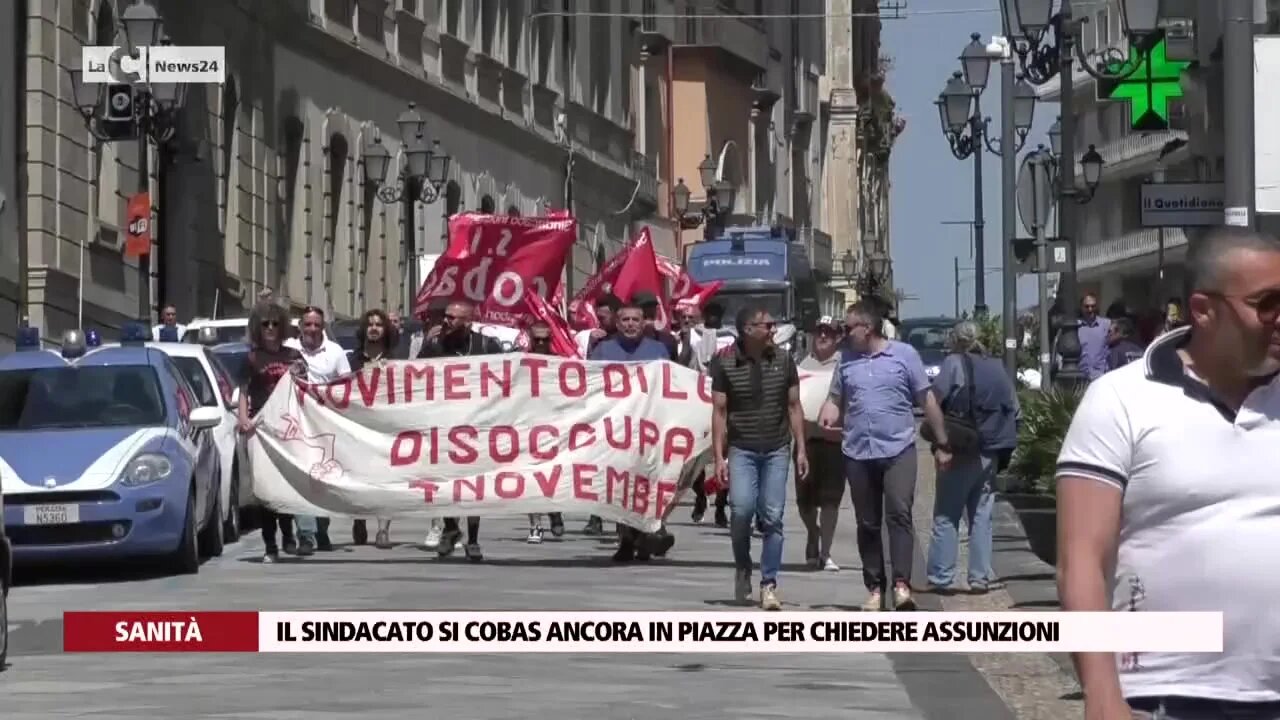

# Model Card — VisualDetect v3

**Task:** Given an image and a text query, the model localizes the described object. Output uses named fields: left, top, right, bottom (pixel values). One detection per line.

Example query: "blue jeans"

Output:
left=727, top=444, right=790, bottom=586
left=926, top=452, right=996, bottom=588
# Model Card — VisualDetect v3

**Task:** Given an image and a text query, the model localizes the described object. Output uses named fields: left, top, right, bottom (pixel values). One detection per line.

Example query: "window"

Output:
left=210, top=346, right=251, bottom=386
left=534, top=0, right=554, bottom=84
left=506, top=0, right=525, bottom=71
left=444, top=0, right=462, bottom=36
left=325, top=0, right=354, bottom=28
left=480, top=195, right=496, bottom=213
left=506, top=205, right=521, bottom=216
left=171, top=357, right=219, bottom=407
left=205, top=349, right=240, bottom=409
left=0, top=366, right=166, bottom=430
left=481, top=0, right=498, bottom=55
left=358, top=1, right=384, bottom=41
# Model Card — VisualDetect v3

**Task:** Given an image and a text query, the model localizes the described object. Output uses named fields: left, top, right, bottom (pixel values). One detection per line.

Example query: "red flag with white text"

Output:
left=515, top=290, right=581, bottom=358
left=414, top=213, right=576, bottom=327
left=655, top=255, right=722, bottom=312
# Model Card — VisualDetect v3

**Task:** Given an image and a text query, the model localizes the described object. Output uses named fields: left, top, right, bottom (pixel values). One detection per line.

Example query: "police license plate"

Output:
left=23, top=503, right=79, bottom=525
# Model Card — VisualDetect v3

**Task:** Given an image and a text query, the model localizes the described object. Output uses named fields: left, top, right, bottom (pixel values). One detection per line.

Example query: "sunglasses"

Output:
left=1207, top=290, right=1280, bottom=323
left=261, top=320, right=280, bottom=328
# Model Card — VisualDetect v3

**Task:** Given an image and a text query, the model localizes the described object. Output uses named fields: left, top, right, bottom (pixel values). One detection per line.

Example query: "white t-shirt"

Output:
left=1055, top=327, right=1280, bottom=702
left=284, top=337, right=351, bottom=383
left=152, top=323, right=186, bottom=341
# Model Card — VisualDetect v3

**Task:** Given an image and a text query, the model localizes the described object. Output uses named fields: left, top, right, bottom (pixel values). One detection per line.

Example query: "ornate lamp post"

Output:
left=363, top=102, right=451, bottom=316
left=66, top=0, right=187, bottom=323
left=673, top=154, right=737, bottom=239
left=1002, top=0, right=1161, bottom=386
left=838, top=235, right=892, bottom=308
left=935, top=34, right=1037, bottom=320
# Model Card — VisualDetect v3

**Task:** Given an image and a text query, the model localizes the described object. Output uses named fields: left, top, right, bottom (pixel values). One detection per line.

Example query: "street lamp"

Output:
left=1044, top=116, right=1106, bottom=204
left=65, top=0, right=187, bottom=324
left=363, top=102, right=452, bottom=316
left=936, top=33, right=1037, bottom=319
left=673, top=154, right=736, bottom=236
left=1002, top=0, right=1161, bottom=387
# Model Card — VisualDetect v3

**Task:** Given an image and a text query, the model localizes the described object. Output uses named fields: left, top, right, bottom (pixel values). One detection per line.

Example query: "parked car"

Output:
left=0, top=324, right=224, bottom=574
left=148, top=342, right=249, bottom=541
left=898, top=316, right=956, bottom=381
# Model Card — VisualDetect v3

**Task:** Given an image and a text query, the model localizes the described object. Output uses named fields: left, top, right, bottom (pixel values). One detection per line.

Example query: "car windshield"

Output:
left=211, top=348, right=250, bottom=385
left=171, top=357, right=218, bottom=407
left=900, top=322, right=953, bottom=365
left=711, top=292, right=788, bottom=325
left=182, top=325, right=247, bottom=344
left=0, top=365, right=166, bottom=430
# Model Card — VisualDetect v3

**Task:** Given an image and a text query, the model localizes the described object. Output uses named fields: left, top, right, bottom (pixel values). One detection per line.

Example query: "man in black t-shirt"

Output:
left=417, top=299, right=502, bottom=561
left=238, top=302, right=307, bottom=563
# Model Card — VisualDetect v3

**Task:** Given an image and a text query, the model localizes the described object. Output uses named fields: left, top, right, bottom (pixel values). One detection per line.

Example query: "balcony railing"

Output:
left=630, top=150, right=659, bottom=206
left=1078, top=226, right=1189, bottom=273
left=797, top=225, right=834, bottom=278
left=676, top=12, right=768, bottom=71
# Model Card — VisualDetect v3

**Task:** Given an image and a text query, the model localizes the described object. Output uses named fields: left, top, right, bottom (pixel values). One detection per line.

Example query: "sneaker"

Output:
left=262, top=549, right=279, bottom=564
left=464, top=543, right=483, bottom=562
left=436, top=528, right=462, bottom=557
left=282, top=538, right=298, bottom=556
left=652, top=531, right=675, bottom=557
left=805, top=536, right=820, bottom=568
left=691, top=510, right=704, bottom=524
left=296, top=536, right=316, bottom=556
left=760, top=584, right=782, bottom=611
left=861, top=590, right=883, bottom=612
left=822, top=557, right=840, bottom=572
left=612, top=544, right=635, bottom=563
left=423, top=524, right=442, bottom=549
left=584, top=516, right=604, bottom=535
left=968, top=583, right=989, bottom=595
left=734, top=569, right=752, bottom=603
left=374, top=530, right=392, bottom=549
left=527, top=527, right=544, bottom=544
left=549, top=514, right=565, bottom=537
left=893, top=584, right=916, bottom=610
left=714, top=509, right=728, bottom=528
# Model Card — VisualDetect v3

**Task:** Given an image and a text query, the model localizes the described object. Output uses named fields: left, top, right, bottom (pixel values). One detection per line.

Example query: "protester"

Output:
left=818, top=301, right=951, bottom=611
left=1105, top=316, right=1144, bottom=372
left=925, top=321, right=1018, bottom=594
left=388, top=309, right=404, bottom=336
left=797, top=317, right=844, bottom=571
left=1163, top=296, right=1186, bottom=333
left=348, top=309, right=399, bottom=548
left=237, top=300, right=306, bottom=563
left=630, top=290, right=680, bottom=360
left=589, top=302, right=673, bottom=561
left=525, top=320, right=566, bottom=543
left=1077, top=293, right=1112, bottom=381
left=283, top=306, right=351, bottom=553
left=418, top=299, right=503, bottom=561
left=709, top=306, right=808, bottom=610
left=152, top=304, right=185, bottom=342
left=1057, top=227, right=1280, bottom=718
left=575, top=293, right=620, bottom=359
left=688, top=301, right=729, bottom=526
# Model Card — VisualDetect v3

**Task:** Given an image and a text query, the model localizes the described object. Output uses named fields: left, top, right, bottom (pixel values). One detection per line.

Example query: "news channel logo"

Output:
left=81, top=45, right=225, bottom=84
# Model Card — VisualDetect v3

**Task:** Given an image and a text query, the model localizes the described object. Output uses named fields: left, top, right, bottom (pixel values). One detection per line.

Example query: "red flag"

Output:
left=415, top=213, right=576, bottom=327
left=568, top=227, right=669, bottom=329
left=517, top=290, right=581, bottom=358
left=655, top=255, right=722, bottom=311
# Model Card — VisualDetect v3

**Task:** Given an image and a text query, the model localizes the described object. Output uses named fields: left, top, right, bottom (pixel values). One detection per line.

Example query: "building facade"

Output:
left=4, top=0, right=666, bottom=348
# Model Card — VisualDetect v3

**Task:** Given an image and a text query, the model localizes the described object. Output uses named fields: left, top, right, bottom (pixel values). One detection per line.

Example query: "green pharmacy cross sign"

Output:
left=1096, top=32, right=1191, bottom=132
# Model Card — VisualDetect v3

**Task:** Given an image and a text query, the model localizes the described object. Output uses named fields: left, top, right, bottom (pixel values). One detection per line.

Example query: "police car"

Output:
left=0, top=463, right=12, bottom=667
left=0, top=323, right=224, bottom=574
left=147, top=335, right=251, bottom=542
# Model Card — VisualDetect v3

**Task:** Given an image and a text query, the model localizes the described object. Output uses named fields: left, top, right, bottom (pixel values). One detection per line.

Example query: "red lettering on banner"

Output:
left=665, top=428, right=696, bottom=465
left=325, top=378, right=352, bottom=409
left=573, top=464, right=599, bottom=501
left=661, top=364, right=687, bottom=400
left=489, top=426, right=519, bottom=463
left=603, top=417, right=630, bottom=448
left=534, top=466, right=562, bottom=498
left=402, top=364, right=435, bottom=402
left=384, top=365, right=397, bottom=404
left=519, top=356, right=549, bottom=396
left=447, top=426, right=479, bottom=463
left=569, top=423, right=594, bottom=450
left=698, top=373, right=713, bottom=403
left=632, top=475, right=651, bottom=516
left=443, top=364, right=469, bottom=400
left=390, top=431, right=421, bottom=466
left=559, top=360, right=587, bottom=397
left=634, top=366, right=648, bottom=393
left=455, top=475, right=484, bottom=501
left=529, top=425, right=558, bottom=461
left=356, top=368, right=381, bottom=407
left=294, top=381, right=326, bottom=407
left=637, top=419, right=660, bottom=456
left=601, top=363, right=630, bottom=398
left=606, top=467, right=629, bottom=507
left=480, top=360, right=512, bottom=397
left=655, top=481, right=677, bottom=519
left=409, top=478, right=440, bottom=502
left=494, top=471, right=524, bottom=499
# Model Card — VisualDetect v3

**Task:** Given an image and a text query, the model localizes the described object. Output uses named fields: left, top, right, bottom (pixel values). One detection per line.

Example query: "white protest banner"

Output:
left=248, top=357, right=838, bottom=531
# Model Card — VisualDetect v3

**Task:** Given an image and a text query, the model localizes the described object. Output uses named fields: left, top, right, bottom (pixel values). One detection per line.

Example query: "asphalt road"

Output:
left=4, top=497, right=1016, bottom=720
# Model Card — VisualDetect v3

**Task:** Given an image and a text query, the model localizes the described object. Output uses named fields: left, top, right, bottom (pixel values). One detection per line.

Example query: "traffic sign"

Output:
left=1096, top=31, right=1190, bottom=132
left=1011, top=237, right=1071, bottom=275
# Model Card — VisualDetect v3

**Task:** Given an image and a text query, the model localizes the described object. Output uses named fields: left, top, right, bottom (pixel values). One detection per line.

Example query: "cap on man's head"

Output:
left=816, top=315, right=837, bottom=329
left=630, top=290, right=659, bottom=307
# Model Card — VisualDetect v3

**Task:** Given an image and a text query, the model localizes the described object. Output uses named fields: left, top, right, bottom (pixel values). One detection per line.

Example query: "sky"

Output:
left=882, top=0, right=1057, bottom=319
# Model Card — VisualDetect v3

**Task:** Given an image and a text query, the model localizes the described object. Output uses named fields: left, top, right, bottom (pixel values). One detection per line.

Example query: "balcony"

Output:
left=797, top=225, right=833, bottom=279
left=631, top=150, right=659, bottom=208
left=637, top=0, right=676, bottom=58
left=1075, top=129, right=1189, bottom=184
left=675, top=12, right=769, bottom=73
left=1078, top=226, right=1188, bottom=276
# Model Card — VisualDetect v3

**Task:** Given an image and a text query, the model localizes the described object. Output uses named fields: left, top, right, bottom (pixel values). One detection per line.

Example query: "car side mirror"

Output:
left=189, top=406, right=222, bottom=430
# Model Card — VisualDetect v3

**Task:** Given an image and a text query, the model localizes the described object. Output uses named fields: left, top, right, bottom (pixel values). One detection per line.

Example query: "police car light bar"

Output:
left=61, top=330, right=88, bottom=359
left=15, top=326, right=40, bottom=351
left=121, top=322, right=151, bottom=344
left=85, top=329, right=102, bottom=347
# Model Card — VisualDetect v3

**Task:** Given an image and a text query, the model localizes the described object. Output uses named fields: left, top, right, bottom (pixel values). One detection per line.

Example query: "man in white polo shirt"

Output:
left=1056, top=226, right=1280, bottom=719
left=284, top=306, right=351, bottom=554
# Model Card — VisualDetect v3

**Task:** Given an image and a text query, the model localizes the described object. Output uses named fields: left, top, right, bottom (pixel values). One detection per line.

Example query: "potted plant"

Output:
left=1004, top=384, right=1086, bottom=566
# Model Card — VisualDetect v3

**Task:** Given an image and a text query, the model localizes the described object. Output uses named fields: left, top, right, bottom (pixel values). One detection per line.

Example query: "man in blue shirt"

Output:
left=819, top=301, right=952, bottom=611
left=588, top=302, right=671, bottom=362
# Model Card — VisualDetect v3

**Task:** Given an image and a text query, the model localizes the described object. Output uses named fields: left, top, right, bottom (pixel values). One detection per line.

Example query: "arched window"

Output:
left=276, top=116, right=305, bottom=290
left=445, top=181, right=462, bottom=216
left=325, top=133, right=350, bottom=291
left=506, top=205, right=520, bottom=217
left=479, top=195, right=496, bottom=214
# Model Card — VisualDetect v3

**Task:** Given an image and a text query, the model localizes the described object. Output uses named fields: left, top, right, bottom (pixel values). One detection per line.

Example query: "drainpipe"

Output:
left=666, top=43, right=676, bottom=256
left=15, top=0, right=28, bottom=328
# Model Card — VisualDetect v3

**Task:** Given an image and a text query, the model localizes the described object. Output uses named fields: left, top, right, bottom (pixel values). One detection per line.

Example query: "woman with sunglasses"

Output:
left=348, top=309, right=401, bottom=548
left=238, top=300, right=307, bottom=563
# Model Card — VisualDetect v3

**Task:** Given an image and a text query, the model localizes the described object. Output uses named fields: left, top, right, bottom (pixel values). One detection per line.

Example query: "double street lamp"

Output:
left=673, top=155, right=737, bottom=237
left=67, top=0, right=187, bottom=323
left=935, top=33, right=1038, bottom=320
left=1002, top=0, right=1162, bottom=386
left=362, top=102, right=452, bottom=316
left=839, top=232, right=892, bottom=301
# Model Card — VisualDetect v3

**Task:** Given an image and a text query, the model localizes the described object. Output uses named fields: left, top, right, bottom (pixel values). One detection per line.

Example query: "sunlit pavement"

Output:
left=4, top=493, right=1016, bottom=719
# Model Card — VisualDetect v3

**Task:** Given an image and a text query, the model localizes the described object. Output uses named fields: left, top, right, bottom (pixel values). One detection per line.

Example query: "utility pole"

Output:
left=1222, top=0, right=1256, bottom=228
left=999, top=45, right=1018, bottom=381
left=954, top=257, right=961, bottom=317
left=1054, top=0, right=1082, bottom=386
left=971, top=95, right=987, bottom=318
